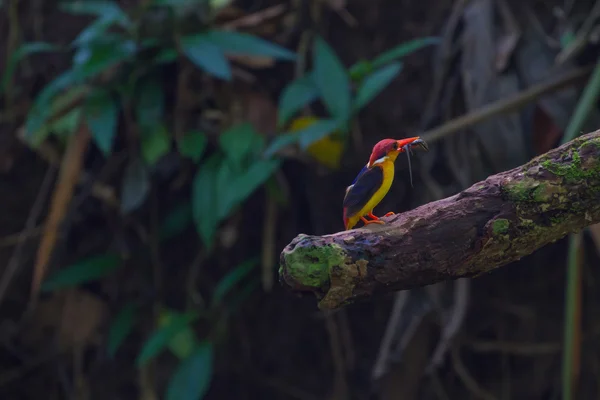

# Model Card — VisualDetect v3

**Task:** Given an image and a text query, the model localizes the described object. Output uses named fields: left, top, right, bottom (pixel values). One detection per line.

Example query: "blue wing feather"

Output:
left=343, top=165, right=384, bottom=217
left=350, top=165, right=368, bottom=185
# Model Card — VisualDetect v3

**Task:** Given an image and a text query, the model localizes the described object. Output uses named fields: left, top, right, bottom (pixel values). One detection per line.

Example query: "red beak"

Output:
left=396, top=137, right=429, bottom=152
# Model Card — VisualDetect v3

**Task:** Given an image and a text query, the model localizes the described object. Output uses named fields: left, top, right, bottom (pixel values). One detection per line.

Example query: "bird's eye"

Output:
left=392, top=142, right=398, bottom=150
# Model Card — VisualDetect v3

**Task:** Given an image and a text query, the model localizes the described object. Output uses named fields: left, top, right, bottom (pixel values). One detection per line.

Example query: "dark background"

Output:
left=1, top=0, right=600, bottom=399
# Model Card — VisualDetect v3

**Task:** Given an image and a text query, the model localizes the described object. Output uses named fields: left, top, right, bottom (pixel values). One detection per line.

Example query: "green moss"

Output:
left=505, top=139, right=600, bottom=204
left=503, top=177, right=544, bottom=202
left=492, top=219, right=509, bottom=235
left=283, top=243, right=347, bottom=289
left=541, top=143, right=600, bottom=183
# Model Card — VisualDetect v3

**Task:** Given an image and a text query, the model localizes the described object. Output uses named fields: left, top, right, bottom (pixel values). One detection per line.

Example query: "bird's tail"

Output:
left=342, top=207, right=349, bottom=230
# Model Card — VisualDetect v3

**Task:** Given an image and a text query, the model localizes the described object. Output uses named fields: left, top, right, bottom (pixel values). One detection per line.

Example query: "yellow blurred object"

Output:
left=289, top=116, right=344, bottom=170
left=158, top=308, right=198, bottom=359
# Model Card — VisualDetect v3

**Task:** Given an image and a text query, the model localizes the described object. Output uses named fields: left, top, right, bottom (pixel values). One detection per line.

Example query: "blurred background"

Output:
left=0, top=0, right=600, bottom=399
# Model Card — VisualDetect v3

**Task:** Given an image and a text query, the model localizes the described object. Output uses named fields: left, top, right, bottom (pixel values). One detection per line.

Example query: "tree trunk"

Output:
left=278, top=129, right=600, bottom=310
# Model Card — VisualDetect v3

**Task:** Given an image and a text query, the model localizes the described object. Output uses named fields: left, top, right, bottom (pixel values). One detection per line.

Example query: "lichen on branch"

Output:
left=278, top=129, right=600, bottom=310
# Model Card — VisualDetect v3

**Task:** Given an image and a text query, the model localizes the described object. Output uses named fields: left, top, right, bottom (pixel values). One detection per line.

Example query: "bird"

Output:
left=342, top=137, right=429, bottom=230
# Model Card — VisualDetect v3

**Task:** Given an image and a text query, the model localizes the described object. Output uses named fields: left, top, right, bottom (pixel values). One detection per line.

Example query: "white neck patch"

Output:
left=370, top=156, right=388, bottom=166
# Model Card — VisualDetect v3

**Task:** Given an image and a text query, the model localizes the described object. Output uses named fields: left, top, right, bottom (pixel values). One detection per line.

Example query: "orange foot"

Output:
left=384, top=212, right=395, bottom=217
left=360, top=214, right=385, bottom=226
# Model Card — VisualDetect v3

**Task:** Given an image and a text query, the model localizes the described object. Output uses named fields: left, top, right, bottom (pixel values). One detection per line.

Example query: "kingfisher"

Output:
left=342, top=137, right=429, bottom=230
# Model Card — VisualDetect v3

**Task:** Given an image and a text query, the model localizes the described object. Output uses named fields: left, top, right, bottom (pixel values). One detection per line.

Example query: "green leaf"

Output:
left=43, top=107, right=83, bottom=142
left=136, top=75, right=164, bottom=128
left=165, top=342, right=213, bottom=400
left=206, top=30, right=296, bottom=61
left=289, top=118, right=340, bottom=149
left=83, top=89, right=119, bottom=155
left=141, top=124, right=171, bottom=165
left=160, top=201, right=193, bottom=240
left=178, top=131, right=207, bottom=163
left=120, top=157, right=150, bottom=213
left=263, top=133, right=300, bottom=157
left=25, top=70, right=78, bottom=136
left=561, top=56, right=600, bottom=144
left=312, top=36, right=351, bottom=121
left=159, top=310, right=199, bottom=359
left=212, top=259, right=257, bottom=305
left=353, top=62, right=403, bottom=111
left=348, top=60, right=373, bottom=81
left=107, top=303, right=138, bottom=358
left=72, top=18, right=118, bottom=46
left=192, top=155, right=222, bottom=247
left=41, top=254, right=122, bottom=292
left=155, top=48, right=178, bottom=64
left=72, top=39, right=136, bottom=80
left=231, top=159, right=281, bottom=208
left=136, top=311, right=200, bottom=366
left=181, top=34, right=231, bottom=80
left=277, top=74, right=319, bottom=127
left=0, top=42, right=59, bottom=95
left=27, top=91, right=85, bottom=147
left=60, top=1, right=131, bottom=28
left=218, top=123, right=257, bottom=169
left=192, top=151, right=280, bottom=248
left=371, top=36, right=439, bottom=69
left=214, top=160, right=237, bottom=222
left=168, top=326, right=198, bottom=360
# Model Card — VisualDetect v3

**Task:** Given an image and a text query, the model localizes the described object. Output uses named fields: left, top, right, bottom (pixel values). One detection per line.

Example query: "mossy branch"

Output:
left=278, top=129, right=600, bottom=310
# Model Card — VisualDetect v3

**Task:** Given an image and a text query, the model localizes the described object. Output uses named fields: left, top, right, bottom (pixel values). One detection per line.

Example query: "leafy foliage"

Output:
left=178, top=131, right=208, bottom=163
left=354, top=62, right=403, bottom=111
left=0, top=42, right=61, bottom=96
left=137, top=311, right=200, bottom=366
left=192, top=124, right=280, bottom=247
left=41, top=254, right=122, bottom=291
left=212, top=258, right=258, bottom=306
left=277, top=74, right=320, bottom=127
left=166, top=342, right=214, bottom=400
left=107, top=303, right=138, bottom=358
left=269, top=35, right=438, bottom=156
left=313, top=37, right=352, bottom=123
left=12, top=1, right=435, bottom=397
left=83, top=89, right=119, bottom=155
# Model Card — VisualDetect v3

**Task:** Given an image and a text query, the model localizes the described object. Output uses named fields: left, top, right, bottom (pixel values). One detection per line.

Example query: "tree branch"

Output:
left=278, top=129, right=600, bottom=310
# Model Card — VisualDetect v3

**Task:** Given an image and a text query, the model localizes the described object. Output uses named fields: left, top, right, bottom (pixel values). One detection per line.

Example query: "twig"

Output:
left=371, top=290, right=409, bottom=380
left=451, top=344, right=497, bottom=400
left=0, top=167, right=55, bottom=308
left=426, top=278, right=470, bottom=373
left=221, top=4, right=287, bottom=30
left=30, top=122, right=92, bottom=306
left=420, top=0, right=470, bottom=130
left=420, top=65, right=594, bottom=144
left=0, top=226, right=43, bottom=247
left=555, top=0, right=600, bottom=65
left=324, top=311, right=348, bottom=400
left=279, top=130, right=600, bottom=309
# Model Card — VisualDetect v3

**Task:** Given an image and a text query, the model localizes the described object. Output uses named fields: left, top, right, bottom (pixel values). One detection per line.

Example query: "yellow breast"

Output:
left=358, top=159, right=395, bottom=217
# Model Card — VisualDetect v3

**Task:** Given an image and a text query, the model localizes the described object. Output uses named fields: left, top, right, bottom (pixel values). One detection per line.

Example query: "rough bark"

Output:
left=278, top=129, right=600, bottom=310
